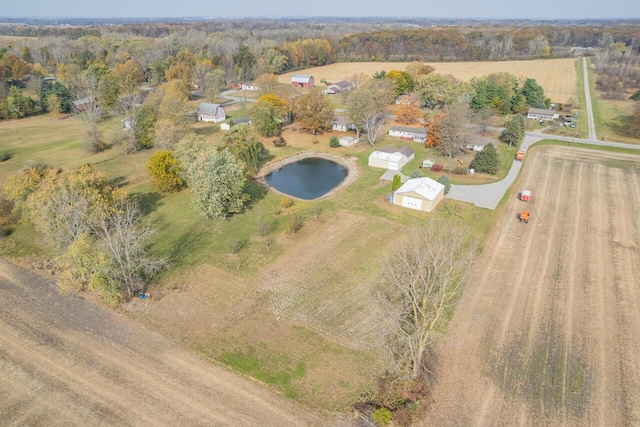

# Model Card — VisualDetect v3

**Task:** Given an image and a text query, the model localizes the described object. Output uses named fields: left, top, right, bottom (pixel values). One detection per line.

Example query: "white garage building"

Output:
left=368, top=146, right=415, bottom=171
left=392, top=177, right=445, bottom=213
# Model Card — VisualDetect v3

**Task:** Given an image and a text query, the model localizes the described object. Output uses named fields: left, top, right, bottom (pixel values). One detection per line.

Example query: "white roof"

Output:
left=370, top=151, right=405, bottom=163
left=395, top=177, right=445, bottom=201
left=522, top=190, right=532, bottom=197
left=292, top=75, right=313, bottom=83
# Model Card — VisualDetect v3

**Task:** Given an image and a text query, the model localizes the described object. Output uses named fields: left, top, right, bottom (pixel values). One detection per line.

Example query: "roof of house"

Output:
left=397, top=146, right=415, bottom=157
left=370, top=150, right=406, bottom=163
left=467, top=135, right=498, bottom=147
left=73, top=97, right=94, bottom=106
left=395, top=177, right=445, bottom=201
left=231, top=117, right=250, bottom=124
left=333, top=80, right=351, bottom=88
left=389, top=126, right=428, bottom=136
left=333, top=116, right=352, bottom=127
left=528, top=107, right=557, bottom=116
left=197, top=103, right=224, bottom=115
left=292, top=75, right=313, bottom=83
left=377, top=146, right=415, bottom=157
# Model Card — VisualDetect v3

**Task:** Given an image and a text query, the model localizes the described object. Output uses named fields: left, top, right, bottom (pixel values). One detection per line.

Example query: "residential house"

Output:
left=220, top=117, right=251, bottom=131
left=197, top=103, right=226, bottom=123
left=392, top=177, right=445, bottom=213
left=291, top=75, right=314, bottom=89
left=72, top=97, right=96, bottom=112
left=241, top=82, right=259, bottom=91
left=324, top=80, right=352, bottom=95
left=527, top=108, right=559, bottom=121
left=465, top=135, right=498, bottom=152
left=332, top=116, right=355, bottom=132
left=388, top=126, right=428, bottom=143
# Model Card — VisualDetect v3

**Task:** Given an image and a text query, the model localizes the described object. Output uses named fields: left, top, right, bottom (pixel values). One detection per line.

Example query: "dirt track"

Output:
left=424, top=146, right=640, bottom=426
left=0, top=261, right=322, bottom=426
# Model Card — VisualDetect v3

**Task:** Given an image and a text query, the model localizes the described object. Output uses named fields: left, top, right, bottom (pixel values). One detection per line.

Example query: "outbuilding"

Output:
left=339, top=136, right=358, bottom=147
left=220, top=117, right=251, bottom=131
left=527, top=108, right=559, bottom=121
left=392, top=177, right=445, bottom=213
left=291, top=75, right=314, bottom=89
left=368, top=146, right=415, bottom=171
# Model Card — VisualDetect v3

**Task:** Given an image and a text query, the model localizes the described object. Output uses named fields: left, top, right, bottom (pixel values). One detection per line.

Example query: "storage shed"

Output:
left=339, top=136, right=358, bottom=147
left=392, top=177, right=445, bottom=213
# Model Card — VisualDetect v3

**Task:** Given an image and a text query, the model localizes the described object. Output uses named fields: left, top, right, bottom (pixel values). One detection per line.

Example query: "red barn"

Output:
left=291, top=75, right=314, bottom=89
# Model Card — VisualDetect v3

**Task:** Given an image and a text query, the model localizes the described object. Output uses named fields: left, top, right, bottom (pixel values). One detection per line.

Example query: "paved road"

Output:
left=220, top=89, right=257, bottom=105
left=583, top=57, right=598, bottom=140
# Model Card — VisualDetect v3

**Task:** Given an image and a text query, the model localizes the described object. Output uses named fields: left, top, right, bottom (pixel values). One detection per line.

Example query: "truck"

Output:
left=519, top=211, right=530, bottom=223
left=516, top=150, right=525, bottom=162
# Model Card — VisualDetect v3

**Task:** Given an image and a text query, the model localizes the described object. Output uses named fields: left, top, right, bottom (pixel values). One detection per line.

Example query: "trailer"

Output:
left=520, top=190, right=532, bottom=202
left=519, top=211, right=530, bottom=223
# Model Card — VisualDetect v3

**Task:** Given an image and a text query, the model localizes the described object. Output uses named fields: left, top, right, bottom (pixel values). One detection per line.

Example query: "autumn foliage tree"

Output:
left=146, top=150, right=184, bottom=192
left=293, top=89, right=334, bottom=134
left=396, top=97, right=422, bottom=125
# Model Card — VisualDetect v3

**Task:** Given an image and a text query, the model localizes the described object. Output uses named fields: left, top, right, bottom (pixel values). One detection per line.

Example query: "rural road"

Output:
left=0, top=260, right=325, bottom=426
left=583, top=57, right=598, bottom=140
left=446, top=57, right=638, bottom=210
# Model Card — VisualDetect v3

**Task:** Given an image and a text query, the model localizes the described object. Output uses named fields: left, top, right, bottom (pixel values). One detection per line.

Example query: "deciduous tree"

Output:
left=146, top=150, right=184, bottom=192
left=379, top=219, right=478, bottom=380
left=293, top=89, right=334, bottom=135
left=430, top=102, right=471, bottom=157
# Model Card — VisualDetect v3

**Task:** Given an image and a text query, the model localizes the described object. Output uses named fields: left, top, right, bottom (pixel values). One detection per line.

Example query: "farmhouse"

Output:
left=324, top=80, right=352, bottom=95
left=332, top=116, right=355, bottom=132
left=392, top=177, right=445, bottom=213
left=368, top=146, right=415, bottom=171
left=465, top=135, right=498, bottom=152
left=291, top=75, right=314, bottom=89
left=220, top=117, right=251, bottom=131
left=72, top=97, right=96, bottom=112
left=388, top=126, right=428, bottom=143
left=197, top=103, right=226, bottom=123
left=527, top=108, right=559, bottom=121
left=339, top=136, right=358, bottom=147
left=241, top=82, right=259, bottom=91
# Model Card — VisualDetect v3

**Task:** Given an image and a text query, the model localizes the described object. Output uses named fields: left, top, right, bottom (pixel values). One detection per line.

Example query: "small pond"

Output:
left=264, top=157, right=348, bottom=200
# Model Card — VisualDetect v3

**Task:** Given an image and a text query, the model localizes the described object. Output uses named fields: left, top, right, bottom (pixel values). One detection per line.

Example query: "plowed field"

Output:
left=424, top=146, right=640, bottom=425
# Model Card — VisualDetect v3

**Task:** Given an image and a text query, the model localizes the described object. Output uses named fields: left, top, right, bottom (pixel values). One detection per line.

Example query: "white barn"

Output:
left=197, top=103, right=226, bottom=123
left=392, top=177, right=445, bottom=213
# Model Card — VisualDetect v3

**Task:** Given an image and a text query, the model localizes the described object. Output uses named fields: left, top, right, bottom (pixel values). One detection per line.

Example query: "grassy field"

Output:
left=0, top=109, right=501, bottom=411
left=279, top=58, right=578, bottom=104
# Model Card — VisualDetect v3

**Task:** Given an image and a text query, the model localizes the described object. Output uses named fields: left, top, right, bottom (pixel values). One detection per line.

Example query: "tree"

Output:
left=396, top=96, right=421, bottom=125
left=23, top=165, right=112, bottom=248
left=430, top=102, right=471, bottom=157
left=293, top=90, right=334, bottom=135
left=92, top=196, right=166, bottom=298
left=147, top=150, right=184, bottom=192
left=222, top=126, right=265, bottom=175
left=473, top=107, right=493, bottom=135
left=4, top=86, right=35, bottom=118
left=329, top=136, right=340, bottom=147
left=386, top=70, right=414, bottom=96
left=519, top=78, right=545, bottom=107
left=250, top=101, right=279, bottom=137
left=344, top=79, right=394, bottom=140
left=364, top=111, right=385, bottom=147
left=176, top=140, right=249, bottom=219
left=438, top=175, right=451, bottom=194
left=254, top=73, right=280, bottom=96
left=391, top=174, right=402, bottom=191
left=153, top=80, right=191, bottom=149
left=233, top=45, right=256, bottom=81
left=46, top=93, right=63, bottom=119
left=203, top=69, right=227, bottom=101
left=379, top=219, right=478, bottom=380
left=134, top=103, right=157, bottom=150
left=41, top=80, right=72, bottom=113
left=469, top=144, right=499, bottom=174
left=71, top=76, right=104, bottom=152
left=503, top=114, right=525, bottom=146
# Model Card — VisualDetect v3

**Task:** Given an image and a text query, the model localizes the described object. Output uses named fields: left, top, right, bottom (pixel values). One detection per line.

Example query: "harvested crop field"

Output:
left=424, top=145, right=640, bottom=425
left=279, top=58, right=577, bottom=103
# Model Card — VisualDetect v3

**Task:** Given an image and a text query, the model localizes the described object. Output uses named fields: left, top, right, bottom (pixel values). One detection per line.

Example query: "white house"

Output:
left=241, top=82, right=259, bottom=91
left=220, top=117, right=251, bottom=131
left=527, top=108, right=559, bottom=121
left=332, top=116, right=355, bottom=132
left=368, top=146, right=415, bottom=171
left=324, top=80, right=352, bottom=95
left=388, top=126, right=428, bottom=143
left=392, top=177, right=445, bottom=213
left=339, top=136, right=358, bottom=147
left=465, top=135, right=498, bottom=152
left=197, top=103, right=226, bottom=123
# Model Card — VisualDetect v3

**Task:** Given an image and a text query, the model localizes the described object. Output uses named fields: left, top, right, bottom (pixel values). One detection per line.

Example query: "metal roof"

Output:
left=292, top=75, right=313, bottom=83
left=197, top=103, right=223, bottom=115
left=395, top=177, right=445, bottom=201
left=389, top=126, right=427, bottom=136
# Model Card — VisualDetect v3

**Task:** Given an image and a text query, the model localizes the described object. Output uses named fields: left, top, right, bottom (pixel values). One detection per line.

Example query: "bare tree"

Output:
left=72, top=75, right=104, bottom=152
left=363, top=112, right=385, bottom=147
left=433, top=102, right=472, bottom=158
left=379, top=219, right=478, bottom=380
left=93, top=197, right=166, bottom=298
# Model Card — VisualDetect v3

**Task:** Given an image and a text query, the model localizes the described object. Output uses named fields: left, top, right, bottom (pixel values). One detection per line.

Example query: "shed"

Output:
left=392, top=177, right=445, bottom=213
left=291, top=75, right=314, bottom=89
left=220, top=117, right=251, bottom=131
left=339, top=136, right=358, bottom=147
left=422, top=159, right=435, bottom=169
left=197, top=103, right=226, bottom=123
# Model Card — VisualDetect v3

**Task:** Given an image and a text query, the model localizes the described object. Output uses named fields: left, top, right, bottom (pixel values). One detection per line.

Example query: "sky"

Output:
left=3, top=0, right=640, bottom=20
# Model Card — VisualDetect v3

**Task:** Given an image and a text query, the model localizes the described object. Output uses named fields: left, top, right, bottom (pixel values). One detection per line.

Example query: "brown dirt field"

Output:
left=423, top=146, right=640, bottom=426
left=279, top=58, right=577, bottom=103
left=0, top=260, right=328, bottom=426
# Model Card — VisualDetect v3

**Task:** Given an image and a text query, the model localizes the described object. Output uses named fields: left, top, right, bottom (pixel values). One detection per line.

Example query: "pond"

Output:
left=264, top=157, right=348, bottom=200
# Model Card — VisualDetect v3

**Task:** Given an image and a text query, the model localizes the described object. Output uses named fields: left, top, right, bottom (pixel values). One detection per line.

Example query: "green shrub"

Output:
left=372, top=407, right=393, bottom=426
left=0, top=152, right=11, bottom=162
left=288, top=212, right=304, bottom=233
left=410, top=169, right=421, bottom=178
left=273, top=136, right=287, bottom=147
left=329, top=136, right=340, bottom=148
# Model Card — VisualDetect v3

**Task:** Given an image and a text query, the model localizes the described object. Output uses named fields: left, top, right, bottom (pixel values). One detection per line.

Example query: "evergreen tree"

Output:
left=392, top=174, right=402, bottom=191
left=469, top=144, right=499, bottom=175
left=519, top=78, right=546, bottom=107
left=438, top=174, right=451, bottom=194
left=503, top=114, right=525, bottom=146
